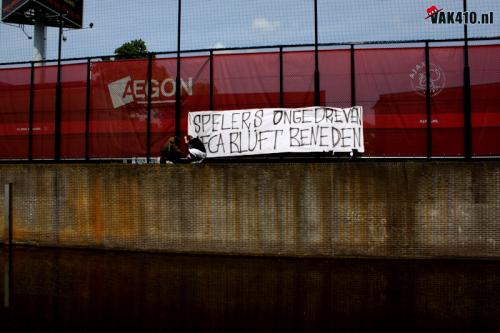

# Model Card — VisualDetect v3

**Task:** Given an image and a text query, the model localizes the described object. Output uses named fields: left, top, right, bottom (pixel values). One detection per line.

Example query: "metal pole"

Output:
left=279, top=46, right=284, bottom=108
left=85, top=58, right=91, bottom=161
left=425, top=41, right=432, bottom=159
left=3, top=248, right=11, bottom=308
left=33, top=19, right=47, bottom=63
left=350, top=44, right=356, bottom=106
left=209, top=50, right=213, bottom=111
left=4, top=184, right=12, bottom=245
left=146, top=53, right=153, bottom=163
left=54, top=8, right=64, bottom=161
left=175, top=0, right=182, bottom=138
left=28, top=62, right=35, bottom=161
left=3, top=183, right=13, bottom=308
left=463, top=0, right=472, bottom=159
left=313, top=0, right=320, bottom=106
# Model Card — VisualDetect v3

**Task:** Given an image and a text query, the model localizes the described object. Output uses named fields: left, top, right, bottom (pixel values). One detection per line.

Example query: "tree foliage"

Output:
left=114, top=39, right=149, bottom=59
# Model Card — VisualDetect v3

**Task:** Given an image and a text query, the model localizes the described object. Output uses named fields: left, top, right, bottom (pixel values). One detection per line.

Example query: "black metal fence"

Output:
left=1, top=0, right=499, bottom=161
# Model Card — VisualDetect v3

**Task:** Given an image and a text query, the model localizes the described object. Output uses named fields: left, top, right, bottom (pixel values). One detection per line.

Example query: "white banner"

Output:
left=188, top=106, right=364, bottom=158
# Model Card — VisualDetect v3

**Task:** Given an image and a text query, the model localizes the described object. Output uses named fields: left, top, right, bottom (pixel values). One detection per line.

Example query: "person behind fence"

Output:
left=160, top=136, right=186, bottom=164
left=184, top=135, right=207, bottom=162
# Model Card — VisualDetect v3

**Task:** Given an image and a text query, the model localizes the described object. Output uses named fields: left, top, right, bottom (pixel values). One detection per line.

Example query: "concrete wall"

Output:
left=0, top=162, right=499, bottom=258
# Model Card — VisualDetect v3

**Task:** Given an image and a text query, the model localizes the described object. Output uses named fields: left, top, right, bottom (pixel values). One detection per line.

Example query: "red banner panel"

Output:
left=283, top=51, right=315, bottom=108
left=61, top=63, right=87, bottom=159
left=0, top=66, right=30, bottom=159
left=470, top=45, right=500, bottom=156
left=32, top=65, right=57, bottom=159
left=90, top=59, right=149, bottom=158
left=319, top=49, right=351, bottom=108
left=150, top=57, right=177, bottom=155
left=430, top=46, right=464, bottom=157
left=89, top=58, right=180, bottom=158
left=214, top=52, right=280, bottom=111
left=0, top=45, right=498, bottom=160
left=179, top=56, right=210, bottom=145
left=356, top=47, right=427, bottom=157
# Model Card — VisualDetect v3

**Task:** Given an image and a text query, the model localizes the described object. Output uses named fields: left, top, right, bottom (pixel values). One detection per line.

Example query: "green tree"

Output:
left=114, top=39, right=149, bottom=59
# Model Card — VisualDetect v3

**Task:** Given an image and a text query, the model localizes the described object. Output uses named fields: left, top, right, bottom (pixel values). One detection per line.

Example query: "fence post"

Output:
left=350, top=45, right=356, bottom=106
left=146, top=53, right=153, bottom=163
left=279, top=46, right=284, bottom=108
left=209, top=50, right=214, bottom=111
left=28, top=62, right=35, bottom=161
left=54, top=12, right=63, bottom=161
left=425, top=41, right=432, bottom=159
left=85, top=58, right=91, bottom=161
left=3, top=247, right=11, bottom=308
left=3, top=183, right=13, bottom=308
left=313, top=0, right=320, bottom=106
left=4, top=184, right=12, bottom=245
left=463, top=0, right=472, bottom=159
left=175, top=0, right=183, bottom=138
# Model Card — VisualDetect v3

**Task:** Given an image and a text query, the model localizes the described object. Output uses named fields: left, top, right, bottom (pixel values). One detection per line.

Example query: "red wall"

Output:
left=0, top=45, right=499, bottom=159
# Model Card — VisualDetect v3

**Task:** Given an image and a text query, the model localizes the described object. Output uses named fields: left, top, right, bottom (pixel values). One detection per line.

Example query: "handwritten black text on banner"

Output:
left=188, top=106, right=364, bottom=157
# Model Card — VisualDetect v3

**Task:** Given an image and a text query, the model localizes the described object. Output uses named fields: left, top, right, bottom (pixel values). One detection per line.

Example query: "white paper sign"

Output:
left=188, top=106, right=364, bottom=157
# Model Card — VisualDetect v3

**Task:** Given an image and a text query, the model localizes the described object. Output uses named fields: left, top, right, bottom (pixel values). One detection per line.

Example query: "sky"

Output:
left=0, top=0, right=499, bottom=64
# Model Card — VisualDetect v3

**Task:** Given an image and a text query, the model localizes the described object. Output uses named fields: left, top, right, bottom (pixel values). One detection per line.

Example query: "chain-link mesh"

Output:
left=468, top=0, right=500, bottom=38
left=60, top=1, right=179, bottom=57
left=182, top=0, right=314, bottom=50
left=318, top=0, right=465, bottom=43
left=1, top=0, right=499, bottom=63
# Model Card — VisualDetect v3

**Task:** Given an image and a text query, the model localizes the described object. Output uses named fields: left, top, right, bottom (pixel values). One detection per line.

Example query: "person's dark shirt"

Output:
left=160, top=137, right=185, bottom=163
